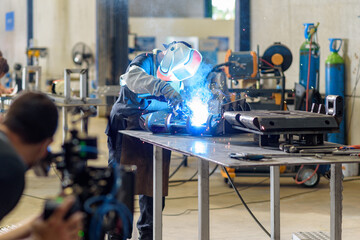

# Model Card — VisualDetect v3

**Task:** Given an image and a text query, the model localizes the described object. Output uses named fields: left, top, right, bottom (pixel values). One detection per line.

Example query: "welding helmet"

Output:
left=157, top=41, right=202, bottom=82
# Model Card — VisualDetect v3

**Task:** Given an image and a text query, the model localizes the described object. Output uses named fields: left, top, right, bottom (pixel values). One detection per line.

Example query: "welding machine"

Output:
left=224, top=50, right=258, bottom=79
left=224, top=42, right=293, bottom=111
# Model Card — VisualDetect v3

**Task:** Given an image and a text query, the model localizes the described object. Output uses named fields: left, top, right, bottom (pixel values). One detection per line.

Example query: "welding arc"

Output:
left=222, top=166, right=271, bottom=238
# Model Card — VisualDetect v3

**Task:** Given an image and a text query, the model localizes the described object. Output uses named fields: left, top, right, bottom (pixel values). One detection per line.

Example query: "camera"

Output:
left=41, top=129, right=136, bottom=240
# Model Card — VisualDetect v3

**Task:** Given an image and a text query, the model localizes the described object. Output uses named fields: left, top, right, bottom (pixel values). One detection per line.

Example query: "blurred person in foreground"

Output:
left=0, top=91, right=83, bottom=240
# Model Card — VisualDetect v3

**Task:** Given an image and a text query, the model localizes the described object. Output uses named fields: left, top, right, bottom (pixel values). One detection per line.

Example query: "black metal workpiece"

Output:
left=224, top=96, right=343, bottom=147
left=226, top=110, right=339, bottom=132
left=144, top=111, right=224, bottom=137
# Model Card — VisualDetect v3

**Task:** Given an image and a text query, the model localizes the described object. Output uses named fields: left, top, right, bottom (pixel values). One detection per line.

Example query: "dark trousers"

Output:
left=137, top=195, right=165, bottom=240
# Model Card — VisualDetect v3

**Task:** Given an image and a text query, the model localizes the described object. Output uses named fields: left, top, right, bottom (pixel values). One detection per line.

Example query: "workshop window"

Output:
left=212, top=0, right=235, bottom=20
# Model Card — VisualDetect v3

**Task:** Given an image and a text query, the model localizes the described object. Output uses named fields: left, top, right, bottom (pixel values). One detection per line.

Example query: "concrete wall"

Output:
left=251, top=0, right=360, bottom=144
left=129, top=17, right=233, bottom=57
left=129, top=0, right=204, bottom=18
left=33, top=0, right=96, bottom=81
left=0, top=0, right=27, bottom=68
left=0, top=0, right=96, bottom=83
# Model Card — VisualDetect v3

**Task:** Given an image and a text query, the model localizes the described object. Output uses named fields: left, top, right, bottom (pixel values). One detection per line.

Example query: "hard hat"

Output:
left=157, top=41, right=202, bottom=82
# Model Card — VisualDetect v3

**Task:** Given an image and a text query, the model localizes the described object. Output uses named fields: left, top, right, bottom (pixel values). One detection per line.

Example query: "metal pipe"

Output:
left=27, top=0, right=33, bottom=65
left=235, top=0, right=250, bottom=51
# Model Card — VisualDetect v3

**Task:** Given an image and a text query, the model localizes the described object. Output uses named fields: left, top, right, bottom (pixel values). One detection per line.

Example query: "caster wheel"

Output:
left=297, top=167, right=320, bottom=188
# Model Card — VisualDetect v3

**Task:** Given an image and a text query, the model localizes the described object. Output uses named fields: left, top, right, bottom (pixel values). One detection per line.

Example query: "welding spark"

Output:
left=187, top=96, right=209, bottom=127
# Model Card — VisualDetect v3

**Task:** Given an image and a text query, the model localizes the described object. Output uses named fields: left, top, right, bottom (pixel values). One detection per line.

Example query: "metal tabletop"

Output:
left=120, top=130, right=359, bottom=167
left=121, top=130, right=358, bottom=240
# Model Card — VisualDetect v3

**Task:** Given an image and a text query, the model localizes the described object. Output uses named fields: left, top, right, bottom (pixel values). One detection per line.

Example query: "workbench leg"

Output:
left=270, top=166, right=280, bottom=240
left=198, top=158, right=209, bottom=240
left=330, top=163, right=342, bottom=240
left=62, top=107, right=68, bottom=143
left=153, top=146, right=163, bottom=240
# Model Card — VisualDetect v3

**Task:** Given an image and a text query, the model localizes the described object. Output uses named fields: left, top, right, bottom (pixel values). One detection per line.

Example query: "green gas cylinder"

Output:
left=325, top=38, right=345, bottom=144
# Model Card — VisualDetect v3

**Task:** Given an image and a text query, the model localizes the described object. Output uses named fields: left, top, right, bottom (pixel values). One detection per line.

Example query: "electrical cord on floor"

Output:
left=222, top=166, right=271, bottom=238
left=160, top=188, right=320, bottom=216
left=169, top=170, right=198, bottom=187
left=169, top=156, right=187, bottom=179
left=133, top=177, right=270, bottom=211
left=22, top=193, right=49, bottom=201
left=169, top=165, right=219, bottom=187
left=167, top=177, right=269, bottom=200
left=51, top=164, right=63, bottom=182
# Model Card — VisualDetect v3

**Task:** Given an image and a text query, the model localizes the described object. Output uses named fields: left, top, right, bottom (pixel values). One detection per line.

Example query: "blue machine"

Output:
left=299, top=23, right=320, bottom=90
left=325, top=38, right=345, bottom=144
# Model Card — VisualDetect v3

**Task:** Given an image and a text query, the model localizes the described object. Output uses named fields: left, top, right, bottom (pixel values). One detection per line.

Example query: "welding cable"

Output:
left=222, top=166, right=271, bottom=238
left=169, top=165, right=219, bottom=186
left=169, top=157, right=187, bottom=179
left=205, top=61, right=238, bottom=80
left=294, top=164, right=320, bottom=185
left=166, top=177, right=269, bottom=200
left=86, top=163, right=133, bottom=240
left=162, top=188, right=320, bottom=217
left=51, top=164, right=64, bottom=183
left=22, top=193, right=49, bottom=201
left=259, top=58, right=275, bottom=68
left=169, top=170, right=198, bottom=187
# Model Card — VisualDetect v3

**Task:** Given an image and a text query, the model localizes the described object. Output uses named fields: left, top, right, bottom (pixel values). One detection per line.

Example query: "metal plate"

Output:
left=120, top=130, right=360, bottom=168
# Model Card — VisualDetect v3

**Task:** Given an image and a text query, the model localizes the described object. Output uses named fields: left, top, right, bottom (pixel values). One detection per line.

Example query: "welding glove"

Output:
left=160, top=83, right=183, bottom=108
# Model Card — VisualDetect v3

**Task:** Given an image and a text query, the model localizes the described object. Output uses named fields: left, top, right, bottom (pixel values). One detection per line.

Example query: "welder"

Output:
left=105, top=41, right=202, bottom=240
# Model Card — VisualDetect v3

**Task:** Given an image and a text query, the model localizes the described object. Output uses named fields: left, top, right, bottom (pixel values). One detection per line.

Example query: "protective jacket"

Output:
left=106, top=51, right=177, bottom=196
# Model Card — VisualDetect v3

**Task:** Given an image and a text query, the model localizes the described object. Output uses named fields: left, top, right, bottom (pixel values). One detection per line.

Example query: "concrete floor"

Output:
left=1, top=116, right=360, bottom=239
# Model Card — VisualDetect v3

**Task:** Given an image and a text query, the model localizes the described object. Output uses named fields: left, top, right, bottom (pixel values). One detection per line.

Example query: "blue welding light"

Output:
left=194, top=141, right=207, bottom=154
left=187, top=96, right=209, bottom=126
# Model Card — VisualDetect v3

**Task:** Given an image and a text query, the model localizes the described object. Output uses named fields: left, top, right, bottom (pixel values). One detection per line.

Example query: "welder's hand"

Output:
left=161, top=84, right=183, bottom=108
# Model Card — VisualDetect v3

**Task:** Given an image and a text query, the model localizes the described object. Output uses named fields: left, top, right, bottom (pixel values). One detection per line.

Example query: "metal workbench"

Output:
left=120, top=130, right=360, bottom=240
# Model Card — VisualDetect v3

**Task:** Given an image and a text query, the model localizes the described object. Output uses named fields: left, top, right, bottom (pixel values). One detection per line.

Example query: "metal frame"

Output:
left=48, top=68, right=102, bottom=142
left=270, top=166, right=280, bottom=240
left=64, top=69, right=88, bottom=101
left=152, top=151, right=345, bottom=240
left=153, top=146, right=163, bottom=240
left=330, top=164, right=342, bottom=240
left=122, top=131, right=353, bottom=240
left=198, top=158, right=209, bottom=240
left=22, top=66, right=41, bottom=91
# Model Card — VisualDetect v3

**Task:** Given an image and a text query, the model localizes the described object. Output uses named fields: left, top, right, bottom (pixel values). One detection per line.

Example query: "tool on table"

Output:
left=229, top=153, right=272, bottom=161
left=229, top=152, right=326, bottom=161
